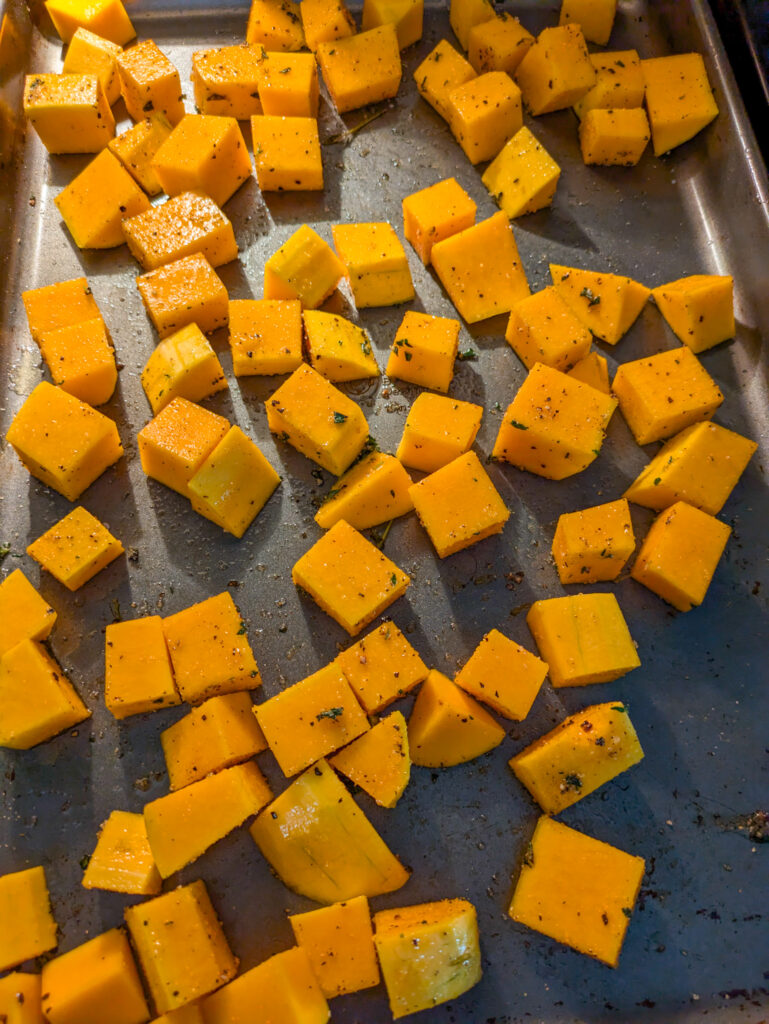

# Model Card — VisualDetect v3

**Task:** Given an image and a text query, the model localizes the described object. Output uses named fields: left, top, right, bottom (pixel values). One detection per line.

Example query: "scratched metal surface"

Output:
left=0, top=1, right=768, bottom=1021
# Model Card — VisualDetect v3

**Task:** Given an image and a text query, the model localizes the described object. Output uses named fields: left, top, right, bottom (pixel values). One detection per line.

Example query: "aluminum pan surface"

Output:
left=1, top=2, right=768, bottom=1021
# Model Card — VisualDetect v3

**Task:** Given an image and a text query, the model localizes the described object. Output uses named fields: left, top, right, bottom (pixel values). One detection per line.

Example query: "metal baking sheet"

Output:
left=1, top=1, right=768, bottom=1021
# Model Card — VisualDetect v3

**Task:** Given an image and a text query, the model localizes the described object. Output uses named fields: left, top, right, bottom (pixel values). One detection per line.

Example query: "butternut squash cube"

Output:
left=251, top=114, right=323, bottom=191
left=45, top=0, right=135, bottom=44
left=6, top=381, right=123, bottom=501
left=642, top=53, right=718, bottom=156
left=362, top=0, right=422, bottom=49
left=141, top=324, right=227, bottom=414
left=493, top=362, right=616, bottom=478
left=330, top=710, right=410, bottom=807
left=137, top=253, right=229, bottom=338
left=336, top=620, right=428, bottom=713
left=386, top=310, right=460, bottom=392
left=482, top=124, right=561, bottom=218
left=431, top=211, right=530, bottom=323
left=144, top=761, right=272, bottom=877
left=624, top=420, right=756, bottom=515
left=108, top=114, right=172, bottom=195
left=138, top=396, right=229, bottom=496
left=414, top=39, right=476, bottom=121
left=124, top=192, right=238, bottom=272
left=374, top=899, right=481, bottom=1019
left=402, top=176, right=476, bottom=265
left=0, top=972, right=45, bottom=1024
left=397, top=392, right=482, bottom=473
left=0, top=867, right=57, bottom=972
left=515, top=24, right=595, bottom=115
left=125, top=880, right=238, bottom=1013
left=550, top=262, right=650, bottom=345
left=55, top=148, right=151, bottom=248
left=250, top=757, right=410, bottom=902
left=332, top=222, right=414, bottom=308
left=315, top=451, right=414, bottom=531
left=292, top=519, right=410, bottom=635
left=552, top=498, right=635, bottom=585
left=263, top=224, right=345, bottom=308
left=652, top=274, right=734, bottom=353
left=229, top=297, right=303, bottom=376
left=191, top=44, right=263, bottom=119
left=0, top=569, right=57, bottom=659
left=246, top=0, right=304, bottom=51
left=188, top=426, right=281, bottom=538
left=509, top=816, right=644, bottom=967
left=527, top=593, right=640, bottom=687
left=22, top=276, right=100, bottom=343
left=161, top=692, right=268, bottom=791
left=448, top=71, right=522, bottom=164
left=290, top=895, right=379, bottom=998
left=40, top=928, right=149, bottom=1024
left=505, top=286, right=591, bottom=371
left=449, top=0, right=494, bottom=49
left=117, top=40, right=184, bottom=124
left=201, top=947, right=329, bottom=1024
left=317, top=25, right=402, bottom=114
left=613, top=346, right=724, bottom=445
left=574, top=50, right=644, bottom=119
left=255, top=663, right=369, bottom=776
left=455, top=628, right=547, bottom=721
left=580, top=106, right=650, bottom=166
left=631, top=501, right=731, bottom=612
left=257, top=50, right=319, bottom=116
left=265, top=363, right=369, bottom=475
left=27, top=506, right=123, bottom=591
left=408, top=669, right=505, bottom=766
left=467, top=13, right=534, bottom=75
left=105, top=615, right=181, bottom=718
left=25, top=71, right=115, bottom=153
left=62, top=28, right=122, bottom=105
left=559, top=0, right=616, bottom=46
left=510, top=702, right=644, bottom=813
left=38, top=316, right=117, bottom=406
left=567, top=350, right=610, bottom=393
left=152, top=114, right=252, bottom=207
left=82, top=810, right=161, bottom=895
left=162, top=591, right=261, bottom=703
left=301, top=0, right=355, bottom=51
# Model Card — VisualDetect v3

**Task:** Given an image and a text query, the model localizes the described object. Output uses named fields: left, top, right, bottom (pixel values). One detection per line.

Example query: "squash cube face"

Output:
left=0, top=972, right=44, bottom=1024
left=161, top=692, right=268, bottom=791
left=450, top=0, right=495, bottom=49
left=330, top=710, right=411, bottom=808
left=246, top=0, right=305, bottom=50
left=631, top=501, right=731, bottom=612
left=559, top=0, right=616, bottom=46
left=141, top=323, right=227, bottom=414
left=109, top=114, right=172, bottom=195
left=290, top=895, right=380, bottom=997
left=509, top=816, right=644, bottom=967
left=515, top=24, right=595, bottom=116
left=263, top=224, right=345, bottom=309
left=41, top=928, right=149, bottom=1024
left=301, top=0, right=355, bottom=51
left=162, top=591, right=261, bottom=703
left=188, top=425, right=281, bottom=538
left=612, top=346, right=724, bottom=445
left=0, top=569, right=57, bottom=659
left=38, top=316, right=117, bottom=406
left=414, top=39, right=476, bottom=121
left=467, top=13, right=534, bottom=75
left=652, top=274, right=734, bottom=353
left=386, top=310, right=460, bottom=392
left=6, top=381, right=123, bottom=501
left=402, top=176, right=476, bottom=266
left=124, top=191, right=238, bottom=272
left=116, top=40, right=184, bottom=124
left=397, top=393, right=482, bottom=474
left=624, top=420, right=757, bottom=515
left=374, top=898, right=482, bottom=1019
left=254, top=662, right=370, bottom=776
left=137, top=396, right=230, bottom=496
left=552, top=498, right=635, bottom=585
left=362, top=0, right=423, bottom=49
left=642, top=53, right=719, bottom=156
left=143, top=762, right=273, bottom=877
left=315, top=452, right=414, bottom=531
left=574, top=50, right=644, bottom=119
left=125, top=880, right=238, bottom=1013
left=82, top=810, right=161, bottom=895
left=137, top=252, right=229, bottom=338
left=54, top=148, right=151, bottom=248
left=335, top=620, right=428, bottom=713
left=104, top=615, right=181, bottom=719
left=61, top=28, right=122, bottom=105
left=332, top=222, right=414, bottom=309
left=510, top=702, right=644, bottom=814
left=483, top=125, right=561, bottom=219
left=526, top=592, right=640, bottom=687
left=567, top=350, right=610, bottom=393
left=152, top=114, right=252, bottom=207
left=292, top=519, right=410, bottom=636
left=45, top=0, right=135, bottom=45
left=579, top=106, right=650, bottom=167
left=22, top=276, right=100, bottom=343
left=191, top=44, right=263, bottom=119
left=27, top=506, right=123, bottom=592
left=431, top=211, right=530, bottom=323
left=257, top=51, right=318, bottom=117
left=317, top=24, right=402, bottom=114
left=229, top=298, right=303, bottom=376
left=265, top=363, right=369, bottom=475
left=0, top=867, right=57, bottom=972
left=448, top=71, right=523, bottom=165
left=455, top=628, right=547, bottom=721
left=550, top=263, right=650, bottom=344
left=249, top=757, right=410, bottom=903
left=251, top=114, right=323, bottom=192
left=408, top=668, right=505, bottom=767
left=492, top=363, right=617, bottom=480
left=505, top=286, right=590, bottom=371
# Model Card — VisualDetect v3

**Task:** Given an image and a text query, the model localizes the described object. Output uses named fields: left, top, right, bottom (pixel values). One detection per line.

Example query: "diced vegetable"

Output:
left=515, top=24, right=595, bottom=115
left=455, top=628, right=547, bottom=721
left=24, top=72, right=115, bottom=154
left=579, top=107, right=650, bottom=167
left=27, top=506, right=123, bottom=591
left=136, top=252, right=229, bottom=337
left=335, top=620, right=428, bottom=714
left=559, top=0, right=616, bottom=47
left=397, top=392, right=483, bottom=473
left=402, top=176, right=476, bottom=265
left=483, top=124, right=561, bottom=218
left=386, top=310, right=460, bottom=392
left=55, top=149, right=151, bottom=248
left=263, top=224, right=345, bottom=308
left=38, top=316, right=117, bottom=406
left=152, top=114, right=252, bottom=207
left=448, top=71, right=522, bottom=164
left=505, top=286, right=591, bottom=371
left=332, top=222, right=414, bottom=308
left=0, top=569, right=57, bottom=658
left=251, top=114, right=323, bottom=192
left=316, top=25, right=401, bottom=114
left=82, top=810, right=161, bottom=895
left=414, top=39, right=475, bottom=121
left=229, top=298, right=303, bottom=376
left=550, top=263, right=650, bottom=344
left=314, top=452, right=413, bottom=531
left=289, top=895, right=380, bottom=997
left=105, top=615, right=181, bottom=718
left=0, top=867, right=58, bottom=972
left=652, top=274, right=734, bottom=352
left=408, top=669, right=506, bottom=766
left=137, top=396, right=229, bottom=496
left=551, top=498, right=635, bottom=585
left=116, top=39, right=184, bottom=124
left=330, top=710, right=411, bottom=807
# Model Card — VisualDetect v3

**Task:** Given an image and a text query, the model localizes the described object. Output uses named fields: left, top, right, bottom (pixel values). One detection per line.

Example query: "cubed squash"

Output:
left=642, top=53, right=718, bottom=156
left=82, top=810, right=161, bottom=895
left=137, top=396, right=229, bottom=496
left=26, top=506, right=123, bottom=591
left=137, top=253, right=229, bottom=338
left=314, top=452, right=413, bottom=530
left=124, top=191, right=238, bottom=271
left=38, top=316, right=118, bottom=406
left=300, top=0, right=355, bottom=51
left=191, top=44, right=264, bottom=119
left=455, top=628, right=547, bottom=721
left=290, top=895, right=380, bottom=997
left=62, top=28, right=122, bottom=105
left=652, top=274, right=734, bottom=353
left=152, top=114, right=252, bottom=206
left=104, top=615, right=181, bottom=718
left=579, top=107, right=650, bottom=166
left=549, top=263, right=651, bottom=344
left=567, top=350, right=610, bottom=393
left=55, top=148, right=151, bottom=248
left=574, top=50, right=644, bottom=119
left=0, top=867, right=57, bottom=972
left=263, top=224, right=345, bottom=308
left=246, top=0, right=305, bottom=50
left=229, top=298, right=303, bottom=376
left=386, top=310, right=460, bottom=392
left=402, top=176, right=476, bottom=265
left=408, top=669, right=505, bottom=767
left=552, top=498, right=635, bottom=585
left=515, top=24, right=595, bottom=115
left=559, top=0, right=616, bottom=47
left=303, top=310, right=380, bottom=381
left=0, top=972, right=45, bottom=1024
left=257, top=50, right=318, bottom=117
left=397, top=392, right=482, bottom=473
left=482, top=124, right=561, bottom=219
left=116, top=39, right=184, bottom=124
left=0, top=569, right=57, bottom=659
left=141, top=323, right=227, bottom=414
left=330, top=710, right=410, bottom=808
left=361, top=0, right=423, bottom=49
left=317, top=25, right=401, bottom=113
left=251, top=114, right=323, bottom=191
left=467, top=13, right=534, bottom=75
left=414, top=39, right=476, bottom=121
left=335, top=620, right=428, bottom=714
left=22, top=277, right=100, bottom=343
left=449, top=0, right=494, bottom=49
left=505, top=286, right=591, bottom=371
left=108, top=114, right=172, bottom=195
left=24, top=72, right=115, bottom=153
left=448, top=71, right=522, bottom=164
left=332, top=222, right=414, bottom=309
left=45, top=0, right=135, bottom=45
